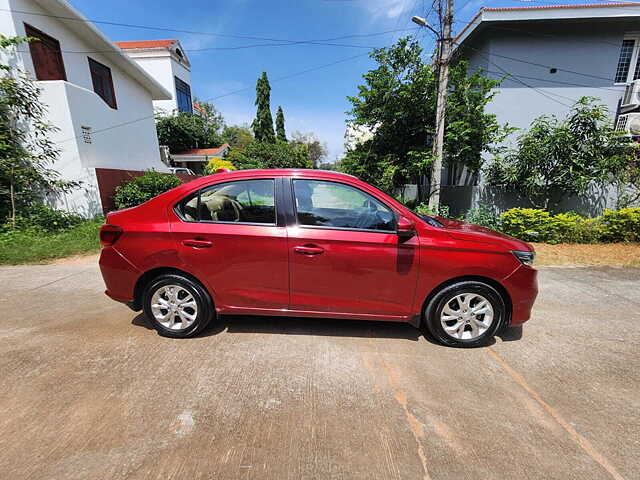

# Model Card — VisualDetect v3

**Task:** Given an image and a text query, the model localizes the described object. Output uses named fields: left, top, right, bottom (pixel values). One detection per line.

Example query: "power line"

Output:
left=1, top=7, right=417, bottom=48
left=14, top=27, right=422, bottom=55
left=456, top=41, right=576, bottom=107
left=483, top=69, right=622, bottom=92
left=53, top=52, right=371, bottom=145
left=455, top=42, right=618, bottom=83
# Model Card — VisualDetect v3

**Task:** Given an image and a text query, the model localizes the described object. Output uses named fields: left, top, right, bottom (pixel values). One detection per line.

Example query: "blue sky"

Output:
left=68, top=0, right=582, bottom=161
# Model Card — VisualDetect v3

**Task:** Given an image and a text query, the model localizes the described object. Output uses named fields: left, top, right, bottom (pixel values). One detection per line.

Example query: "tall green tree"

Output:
left=0, top=35, right=76, bottom=226
left=252, top=72, right=275, bottom=143
left=342, top=37, right=509, bottom=196
left=275, top=106, right=287, bottom=142
left=485, top=97, right=639, bottom=211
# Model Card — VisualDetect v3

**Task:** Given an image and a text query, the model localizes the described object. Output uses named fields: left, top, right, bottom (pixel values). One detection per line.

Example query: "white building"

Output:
left=0, top=0, right=172, bottom=216
left=116, top=39, right=193, bottom=115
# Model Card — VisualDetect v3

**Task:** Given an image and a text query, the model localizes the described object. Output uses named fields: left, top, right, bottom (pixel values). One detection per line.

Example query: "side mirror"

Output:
left=397, top=216, right=416, bottom=239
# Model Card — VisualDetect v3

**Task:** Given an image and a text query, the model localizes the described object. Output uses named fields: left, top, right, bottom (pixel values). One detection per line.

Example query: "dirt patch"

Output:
left=533, top=243, right=640, bottom=267
left=47, top=253, right=100, bottom=266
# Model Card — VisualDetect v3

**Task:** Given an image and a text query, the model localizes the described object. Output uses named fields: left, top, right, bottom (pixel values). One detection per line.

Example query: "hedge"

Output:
left=498, top=207, right=640, bottom=244
left=113, top=170, right=182, bottom=210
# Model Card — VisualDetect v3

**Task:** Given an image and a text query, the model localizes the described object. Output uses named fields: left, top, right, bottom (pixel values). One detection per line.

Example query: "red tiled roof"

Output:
left=115, top=39, right=177, bottom=49
left=482, top=2, right=640, bottom=12
left=193, top=102, right=204, bottom=112
left=175, top=144, right=231, bottom=156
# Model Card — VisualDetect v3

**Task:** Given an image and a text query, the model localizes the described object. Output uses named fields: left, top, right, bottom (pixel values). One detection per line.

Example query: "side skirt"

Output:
left=218, top=306, right=412, bottom=323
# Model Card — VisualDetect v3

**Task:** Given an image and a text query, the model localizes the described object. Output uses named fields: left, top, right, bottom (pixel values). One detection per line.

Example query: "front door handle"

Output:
left=182, top=239, right=212, bottom=248
left=294, top=245, right=324, bottom=255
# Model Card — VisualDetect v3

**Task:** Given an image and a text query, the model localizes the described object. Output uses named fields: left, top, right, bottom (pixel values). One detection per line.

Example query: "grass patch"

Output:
left=0, top=219, right=102, bottom=265
left=533, top=243, right=640, bottom=267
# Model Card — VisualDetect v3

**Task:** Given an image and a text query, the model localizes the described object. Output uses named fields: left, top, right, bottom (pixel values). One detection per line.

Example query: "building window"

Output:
left=88, top=58, right=117, bottom=109
left=24, top=24, right=66, bottom=81
left=615, top=37, right=640, bottom=83
left=175, top=77, right=192, bottom=113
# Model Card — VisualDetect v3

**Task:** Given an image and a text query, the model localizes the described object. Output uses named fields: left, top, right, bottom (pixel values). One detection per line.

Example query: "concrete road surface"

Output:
left=0, top=258, right=638, bottom=480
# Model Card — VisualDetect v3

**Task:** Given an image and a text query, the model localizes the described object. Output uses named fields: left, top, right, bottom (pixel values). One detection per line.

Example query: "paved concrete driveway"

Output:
left=0, top=259, right=638, bottom=480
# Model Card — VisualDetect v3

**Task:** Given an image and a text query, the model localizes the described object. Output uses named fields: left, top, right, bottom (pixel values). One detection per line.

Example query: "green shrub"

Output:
left=414, top=202, right=450, bottom=218
left=550, top=212, right=601, bottom=244
left=113, top=170, right=182, bottom=210
left=8, top=205, right=84, bottom=233
left=500, top=208, right=556, bottom=242
left=499, top=207, right=639, bottom=243
left=599, top=208, right=640, bottom=242
left=463, top=205, right=500, bottom=230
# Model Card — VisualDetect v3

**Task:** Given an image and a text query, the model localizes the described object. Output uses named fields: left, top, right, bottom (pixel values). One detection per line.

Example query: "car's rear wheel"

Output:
left=143, top=274, right=214, bottom=338
left=423, top=281, right=505, bottom=348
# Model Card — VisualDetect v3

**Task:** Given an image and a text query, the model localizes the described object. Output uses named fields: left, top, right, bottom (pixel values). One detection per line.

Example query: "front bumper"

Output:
left=503, top=265, right=538, bottom=326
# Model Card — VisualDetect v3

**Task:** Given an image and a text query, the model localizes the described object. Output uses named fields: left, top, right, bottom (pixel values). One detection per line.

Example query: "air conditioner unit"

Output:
left=621, top=80, right=640, bottom=112
left=615, top=112, right=640, bottom=135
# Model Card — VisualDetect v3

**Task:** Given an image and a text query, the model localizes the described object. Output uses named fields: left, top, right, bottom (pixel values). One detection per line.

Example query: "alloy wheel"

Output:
left=440, top=293, right=494, bottom=341
left=150, top=285, right=198, bottom=330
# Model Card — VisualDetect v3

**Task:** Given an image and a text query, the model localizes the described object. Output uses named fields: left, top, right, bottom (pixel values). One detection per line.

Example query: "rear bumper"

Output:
left=99, top=247, right=140, bottom=305
left=503, top=265, right=538, bottom=326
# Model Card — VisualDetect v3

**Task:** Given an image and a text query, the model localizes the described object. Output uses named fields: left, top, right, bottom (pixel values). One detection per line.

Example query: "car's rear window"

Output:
left=176, top=179, right=276, bottom=225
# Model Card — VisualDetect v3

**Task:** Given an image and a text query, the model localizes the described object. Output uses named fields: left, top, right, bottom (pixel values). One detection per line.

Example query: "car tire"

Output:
left=423, top=281, right=505, bottom=348
left=142, top=274, right=214, bottom=338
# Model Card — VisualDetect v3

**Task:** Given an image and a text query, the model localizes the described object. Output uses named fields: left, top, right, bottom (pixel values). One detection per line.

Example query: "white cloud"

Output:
left=366, top=0, right=411, bottom=20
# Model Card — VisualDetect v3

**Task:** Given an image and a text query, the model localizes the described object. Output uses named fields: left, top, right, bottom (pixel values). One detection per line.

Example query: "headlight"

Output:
left=512, top=250, right=535, bottom=266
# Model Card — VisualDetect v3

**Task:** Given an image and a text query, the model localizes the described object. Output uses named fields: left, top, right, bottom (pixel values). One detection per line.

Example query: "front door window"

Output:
left=293, top=179, right=396, bottom=232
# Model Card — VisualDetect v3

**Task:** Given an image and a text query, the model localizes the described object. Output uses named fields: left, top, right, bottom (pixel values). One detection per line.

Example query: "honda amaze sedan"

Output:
left=99, top=169, right=538, bottom=347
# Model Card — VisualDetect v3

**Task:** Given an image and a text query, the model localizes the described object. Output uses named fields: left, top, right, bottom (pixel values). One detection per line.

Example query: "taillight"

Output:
left=100, top=224, right=123, bottom=246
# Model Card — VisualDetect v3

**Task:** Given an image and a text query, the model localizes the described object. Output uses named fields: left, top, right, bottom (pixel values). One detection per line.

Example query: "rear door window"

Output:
left=177, top=179, right=275, bottom=225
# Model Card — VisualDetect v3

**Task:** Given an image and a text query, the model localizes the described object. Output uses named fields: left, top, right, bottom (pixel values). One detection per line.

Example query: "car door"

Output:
left=286, top=178, right=419, bottom=318
left=171, top=177, right=289, bottom=311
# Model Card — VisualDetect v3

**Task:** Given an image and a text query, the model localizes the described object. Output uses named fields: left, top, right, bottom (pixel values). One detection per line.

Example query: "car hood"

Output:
left=434, top=217, right=533, bottom=251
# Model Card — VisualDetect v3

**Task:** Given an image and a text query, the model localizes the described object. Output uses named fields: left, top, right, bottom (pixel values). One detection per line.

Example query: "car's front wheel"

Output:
left=423, top=281, right=505, bottom=348
left=143, top=274, right=214, bottom=338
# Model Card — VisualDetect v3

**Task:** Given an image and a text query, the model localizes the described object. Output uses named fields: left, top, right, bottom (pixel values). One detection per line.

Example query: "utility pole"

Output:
left=412, top=0, right=453, bottom=211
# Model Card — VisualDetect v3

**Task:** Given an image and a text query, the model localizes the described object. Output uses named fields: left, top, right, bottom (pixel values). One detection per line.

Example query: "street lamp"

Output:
left=411, top=16, right=440, bottom=38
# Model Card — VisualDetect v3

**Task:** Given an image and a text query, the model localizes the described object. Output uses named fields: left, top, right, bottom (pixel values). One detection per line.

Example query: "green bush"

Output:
left=499, top=207, right=639, bottom=243
left=463, top=205, right=500, bottom=230
left=113, top=170, right=182, bottom=210
left=599, top=208, right=640, bottom=242
left=500, top=208, right=556, bottom=242
left=550, top=212, right=601, bottom=244
left=7, top=205, right=84, bottom=233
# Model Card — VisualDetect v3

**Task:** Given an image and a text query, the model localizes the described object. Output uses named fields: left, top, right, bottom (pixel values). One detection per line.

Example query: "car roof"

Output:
left=168, top=169, right=365, bottom=201
left=210, top=169, right=356, bottom=179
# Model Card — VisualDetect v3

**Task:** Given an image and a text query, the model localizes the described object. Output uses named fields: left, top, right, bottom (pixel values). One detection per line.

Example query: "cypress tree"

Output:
left=252, top=72, right=275, bottom=143
left=275, top=106, right=287, bottom=142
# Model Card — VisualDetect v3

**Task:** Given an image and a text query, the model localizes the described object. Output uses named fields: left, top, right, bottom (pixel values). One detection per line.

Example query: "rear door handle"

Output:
left=182, top=239, right=212, bottom=248
left=294, top=245, right=324, bottom=255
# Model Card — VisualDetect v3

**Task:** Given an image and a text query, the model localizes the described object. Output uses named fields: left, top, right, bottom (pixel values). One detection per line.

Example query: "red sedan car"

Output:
left=99, top=169, right=537, bottom=347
